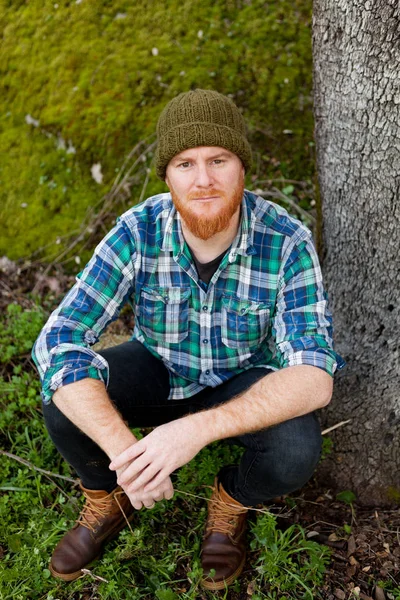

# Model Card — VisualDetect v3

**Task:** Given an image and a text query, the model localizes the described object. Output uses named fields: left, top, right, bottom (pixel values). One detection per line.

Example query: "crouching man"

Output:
left=32, top=89, right=344, bottom=590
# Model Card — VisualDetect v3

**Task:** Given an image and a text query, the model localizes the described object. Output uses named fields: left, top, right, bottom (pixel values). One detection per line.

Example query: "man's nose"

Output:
left=194, top=164, right=214, bottom=188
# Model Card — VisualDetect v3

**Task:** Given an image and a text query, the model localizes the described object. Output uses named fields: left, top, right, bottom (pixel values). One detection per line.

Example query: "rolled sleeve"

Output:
left=39, top=346, right=110, bottom=404
left=32, top=219, right=137, bottom=402
left=272, top=232, right=346, bottom=377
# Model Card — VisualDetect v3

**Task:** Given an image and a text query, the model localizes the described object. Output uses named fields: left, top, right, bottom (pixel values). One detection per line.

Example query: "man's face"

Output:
left=165, top=146, right=245, bottom=241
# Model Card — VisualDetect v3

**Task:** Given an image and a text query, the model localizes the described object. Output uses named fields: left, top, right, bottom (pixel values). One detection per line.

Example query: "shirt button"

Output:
left=202, top=305, right=208, bottom=311
left=203, top=338, right=209, bottom=344
left=205, top=369, right=210, bottom=375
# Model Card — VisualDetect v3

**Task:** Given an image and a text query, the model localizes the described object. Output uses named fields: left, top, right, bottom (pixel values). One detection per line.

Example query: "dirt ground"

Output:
left=281, top=486, right=400, bottom=599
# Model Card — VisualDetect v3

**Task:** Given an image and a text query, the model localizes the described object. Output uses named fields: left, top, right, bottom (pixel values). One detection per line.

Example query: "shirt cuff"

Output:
left=283, top=348, right=346, bottom=377
left=41, top=357, right=109, bottom=404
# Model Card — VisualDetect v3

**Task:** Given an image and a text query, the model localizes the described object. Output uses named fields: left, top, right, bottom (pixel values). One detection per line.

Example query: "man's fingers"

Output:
left=117, top=454, right=152, bottom=486
left=130, top=498, right=144, bottom=510
left=125, top=476, right=174, bottom=508
left=125, top=463, right=161, bottom=492
left=143, top=470, right=168, bottom=494
left=109, top=441, right=145, bottom=471
left=163, top=482, right=174, bottom=500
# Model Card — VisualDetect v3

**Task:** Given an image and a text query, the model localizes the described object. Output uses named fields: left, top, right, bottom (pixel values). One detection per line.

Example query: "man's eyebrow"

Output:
left=171, top=151, right=232, bottom=164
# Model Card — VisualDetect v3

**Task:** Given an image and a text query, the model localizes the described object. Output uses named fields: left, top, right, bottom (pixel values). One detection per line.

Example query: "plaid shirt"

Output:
left=33, top=190, right=345, bottom=404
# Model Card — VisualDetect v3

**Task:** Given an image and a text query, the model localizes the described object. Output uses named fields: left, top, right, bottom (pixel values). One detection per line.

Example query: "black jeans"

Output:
left=43, top=341, right=322, bottom=506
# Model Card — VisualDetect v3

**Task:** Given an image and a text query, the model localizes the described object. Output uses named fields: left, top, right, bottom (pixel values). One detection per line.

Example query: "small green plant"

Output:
left=336, top=490, right=357, bottom=526
left=321, top=435, right=333, bottom=460
left=336, top=490, right=356, bottom=505
left=0, top=303, right=45, bottom=363
left=250, top=512, right=330, bottom=598
left=343, top=523, right=352, bottom=535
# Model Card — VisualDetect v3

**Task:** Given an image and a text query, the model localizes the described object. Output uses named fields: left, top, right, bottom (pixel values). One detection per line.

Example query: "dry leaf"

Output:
left=247, top=581, right=257, bottom=596
left=362, top=565, right=371, bottom=572
left=347, top=535, right=356, bottom=556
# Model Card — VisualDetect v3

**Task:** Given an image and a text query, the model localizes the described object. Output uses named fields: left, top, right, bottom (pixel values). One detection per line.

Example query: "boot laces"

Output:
left=78, top=490, right=122, bottom=532
left=206, top=488, right=247, bottom=536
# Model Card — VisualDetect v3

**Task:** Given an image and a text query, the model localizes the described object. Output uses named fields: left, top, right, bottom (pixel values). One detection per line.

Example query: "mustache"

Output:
left=187, top=189, right=224, bottom=200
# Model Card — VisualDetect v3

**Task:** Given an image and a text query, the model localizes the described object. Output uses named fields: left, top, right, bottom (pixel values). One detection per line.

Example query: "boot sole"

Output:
left=49, top=512, right=135, bottom=582
left=49, top=555, right=101, bottom=582
left=200, top=554, right=246, bottom=590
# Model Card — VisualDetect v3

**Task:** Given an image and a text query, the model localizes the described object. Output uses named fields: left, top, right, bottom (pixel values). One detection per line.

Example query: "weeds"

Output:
left=249, top=513, right=330, bottom=599
left=0, top=301, right=331, bottom=598
left=0, top=303, right=45, bottom=364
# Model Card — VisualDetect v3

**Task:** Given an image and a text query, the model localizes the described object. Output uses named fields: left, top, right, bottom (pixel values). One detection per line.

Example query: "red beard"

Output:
left=170, top=183, right=244, bottom=240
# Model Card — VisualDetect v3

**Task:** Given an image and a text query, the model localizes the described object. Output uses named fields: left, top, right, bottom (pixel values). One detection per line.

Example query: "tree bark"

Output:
left=313, top=0, right=400, bottom=505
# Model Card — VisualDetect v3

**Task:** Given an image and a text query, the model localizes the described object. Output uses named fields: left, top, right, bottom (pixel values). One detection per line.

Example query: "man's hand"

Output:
left=109, top=417, right=206, bottom=496
left=116, top=465, right=174, bottom=510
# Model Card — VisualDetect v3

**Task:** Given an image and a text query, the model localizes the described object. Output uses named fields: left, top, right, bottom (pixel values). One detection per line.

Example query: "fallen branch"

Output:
left=0, top=449, right=78, bottom=484
left=321, top=420, right=351, bottom=436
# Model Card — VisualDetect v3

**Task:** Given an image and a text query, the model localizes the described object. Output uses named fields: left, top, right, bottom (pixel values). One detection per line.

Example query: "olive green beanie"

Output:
left=155, top=89, right=252, bottom=180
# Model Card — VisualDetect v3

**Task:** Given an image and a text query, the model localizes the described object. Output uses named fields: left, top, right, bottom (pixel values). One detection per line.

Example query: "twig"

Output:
left=81, top=568, right=109, bottom=583
left=321, top=420, right=351, bottom=436
left=175, top=489, right=289, bottom=517
left=254, top=178, right=310, bottom=187
left=0, top=449, right=78, bottom=484
left=114, top=493, right=135, bottom=536
left=138, top=167, right=151, bottom=205
left=332, top=552, right=348, bottom=563
left=255, top=187, right=316, bottom=224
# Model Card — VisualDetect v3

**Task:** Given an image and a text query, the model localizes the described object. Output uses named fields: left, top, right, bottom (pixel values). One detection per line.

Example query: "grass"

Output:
left=0, top=300, right=332, bottom=599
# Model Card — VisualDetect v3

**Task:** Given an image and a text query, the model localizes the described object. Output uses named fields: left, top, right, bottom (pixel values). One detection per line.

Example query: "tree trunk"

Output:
left=313, top=0, right=400, bottom=506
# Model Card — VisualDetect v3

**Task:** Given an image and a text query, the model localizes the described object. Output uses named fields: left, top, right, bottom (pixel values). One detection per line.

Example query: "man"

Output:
left=32, top=89, right=344, bottom=590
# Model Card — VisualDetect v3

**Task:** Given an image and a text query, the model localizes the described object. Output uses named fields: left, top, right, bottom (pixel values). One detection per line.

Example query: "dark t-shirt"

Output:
left=189, top=247, right=228, bottom=285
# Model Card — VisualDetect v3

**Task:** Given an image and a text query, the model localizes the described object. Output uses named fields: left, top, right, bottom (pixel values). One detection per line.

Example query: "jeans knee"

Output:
left=269, top=436, right=321, bottom=489
left=251, top=415, right=322, bottom=496
left=42, top=399, right=77, bottom=442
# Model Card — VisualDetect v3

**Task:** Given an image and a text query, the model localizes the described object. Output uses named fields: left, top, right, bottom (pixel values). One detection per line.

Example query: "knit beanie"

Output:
left=155, top=89, right=252, bottom=180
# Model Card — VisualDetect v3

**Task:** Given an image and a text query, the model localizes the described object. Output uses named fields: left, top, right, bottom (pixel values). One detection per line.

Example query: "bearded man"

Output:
left=33, top=89, right=344, bottom=590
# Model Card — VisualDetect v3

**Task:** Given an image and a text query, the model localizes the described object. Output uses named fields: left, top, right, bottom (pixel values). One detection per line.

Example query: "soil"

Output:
left=279, top=485, right=400, bottom=600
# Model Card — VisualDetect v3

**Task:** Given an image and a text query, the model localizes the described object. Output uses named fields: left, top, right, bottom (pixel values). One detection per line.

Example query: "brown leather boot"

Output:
left=49, top=484, right=134, bottom=581
left=201, top=478, right=248, bottom=590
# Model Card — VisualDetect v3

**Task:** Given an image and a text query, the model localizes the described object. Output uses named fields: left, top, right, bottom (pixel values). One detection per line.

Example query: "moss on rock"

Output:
left=0, top=0, right=313, bottom=261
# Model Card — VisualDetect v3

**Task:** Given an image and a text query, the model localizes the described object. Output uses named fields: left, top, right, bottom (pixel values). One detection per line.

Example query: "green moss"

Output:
left=387, top=486, right=400, bottom=503
left=0, top=0, right=313, bottom=261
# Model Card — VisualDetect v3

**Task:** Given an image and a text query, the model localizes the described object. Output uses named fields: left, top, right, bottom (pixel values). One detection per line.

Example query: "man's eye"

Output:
left=212, top=159, right=224, bottom=165
left=179, top=162, right=190, bottom=168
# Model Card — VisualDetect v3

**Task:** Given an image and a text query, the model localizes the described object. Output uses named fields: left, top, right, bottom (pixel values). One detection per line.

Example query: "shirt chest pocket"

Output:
left=221, top=295, right=270, bottom=350
left=137, top=286, right=191, bottom=344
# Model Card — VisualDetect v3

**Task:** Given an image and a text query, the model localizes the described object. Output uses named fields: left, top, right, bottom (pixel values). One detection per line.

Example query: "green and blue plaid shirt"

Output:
left=33, top=190, right=345, bottom=404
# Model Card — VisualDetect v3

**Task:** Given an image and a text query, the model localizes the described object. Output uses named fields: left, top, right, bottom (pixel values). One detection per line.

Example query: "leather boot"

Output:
left=49, top=484, right=134, bottom=581
left=201, top=478, right=248, bottom=590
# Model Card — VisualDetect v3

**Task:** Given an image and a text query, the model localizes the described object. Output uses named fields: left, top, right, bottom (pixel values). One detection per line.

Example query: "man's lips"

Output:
left=190, top=195, right=220, bottom=203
